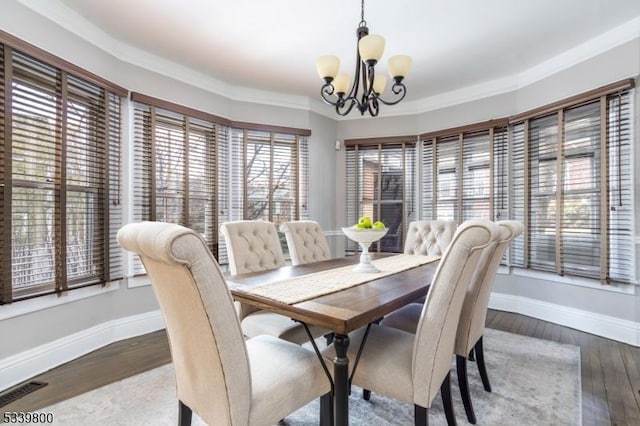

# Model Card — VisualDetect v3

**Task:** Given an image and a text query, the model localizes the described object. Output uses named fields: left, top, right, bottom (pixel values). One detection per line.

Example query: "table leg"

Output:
left=333, top=333, right=350, bottom=426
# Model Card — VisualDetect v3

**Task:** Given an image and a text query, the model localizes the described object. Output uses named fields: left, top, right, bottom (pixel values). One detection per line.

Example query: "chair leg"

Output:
left=178, top=400, right=192, bottom=426
left=468, top=347, right=475, bottom=361
left=414, top=404, right=429, bottom=426
left=362, top=389, right=371, bottom=400
left=456, top=355, right=477, bottom=424
left=475, top=336, right=492, bottom=392
left=440, top=372, right=457, bottom=426
left=320, top=392, right=334, bottom=426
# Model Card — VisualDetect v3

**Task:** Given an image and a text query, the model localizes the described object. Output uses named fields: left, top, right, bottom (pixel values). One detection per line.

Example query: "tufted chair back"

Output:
left=411, top=220, right=498, bottom=408
left=117, top=222, right=252, bottom=425
left=404, top=220, right=457, bottom=257
left=455, top=220, right=524, bottom=357
left=220, top=220, right=286, bottom=276
left=279, top=220, right=331, bottom=265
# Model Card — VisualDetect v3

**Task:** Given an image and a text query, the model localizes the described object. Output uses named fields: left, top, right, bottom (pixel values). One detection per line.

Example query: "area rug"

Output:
left=42, top=328, right=581, bottom=425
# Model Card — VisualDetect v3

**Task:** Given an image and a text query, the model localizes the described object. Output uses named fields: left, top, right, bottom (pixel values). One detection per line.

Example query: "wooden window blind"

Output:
left=510, top=88, right=634, bottom=283
left=345, top=141, right=416, bottom=254
left=421, top=126, right=508, bottom=224
left=0, top=38, right=125, bottom=303
left=132, top=102, right=221, bottom=273
left=132, top=93, right=310, bottom=268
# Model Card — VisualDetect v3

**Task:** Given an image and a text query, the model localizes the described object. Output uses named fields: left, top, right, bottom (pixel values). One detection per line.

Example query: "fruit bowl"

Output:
left=342, top=226, right=388, bottom=273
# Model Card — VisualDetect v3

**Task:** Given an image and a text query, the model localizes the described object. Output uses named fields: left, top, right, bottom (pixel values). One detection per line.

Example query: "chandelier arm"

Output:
left=320, top=84, right=340, bottom=106
left=336, top=97, right=358, bottom=116
left=367, top=96, right=380, bottom=117
left=376, top=82, right=407, bottom=106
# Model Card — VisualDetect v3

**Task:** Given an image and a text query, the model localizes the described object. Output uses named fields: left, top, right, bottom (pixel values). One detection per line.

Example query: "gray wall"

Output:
left=0, top=1, right=338, bottom=359
left=1, top=0, right=639, bottom=365
left=336, top=39, right=640, bottom=325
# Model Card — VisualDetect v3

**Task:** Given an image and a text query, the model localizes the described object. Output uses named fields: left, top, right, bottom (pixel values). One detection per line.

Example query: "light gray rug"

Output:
left=43, top=328, right=581, bottom=425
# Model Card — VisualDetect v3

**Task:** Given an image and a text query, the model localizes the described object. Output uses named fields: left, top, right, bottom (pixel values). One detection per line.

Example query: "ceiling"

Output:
left=44, top=0, right=640, bottom=107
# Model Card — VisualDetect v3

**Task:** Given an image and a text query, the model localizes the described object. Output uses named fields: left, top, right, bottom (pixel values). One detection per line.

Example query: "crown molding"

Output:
left=16, top=0, right=640, bottom=121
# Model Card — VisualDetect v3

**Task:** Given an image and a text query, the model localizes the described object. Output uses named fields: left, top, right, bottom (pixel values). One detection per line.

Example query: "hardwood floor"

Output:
left=2, top=310, right=640, bottom=425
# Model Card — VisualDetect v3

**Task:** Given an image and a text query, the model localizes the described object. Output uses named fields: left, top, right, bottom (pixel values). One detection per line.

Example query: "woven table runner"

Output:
left=234, top=254, right=439, bottom=304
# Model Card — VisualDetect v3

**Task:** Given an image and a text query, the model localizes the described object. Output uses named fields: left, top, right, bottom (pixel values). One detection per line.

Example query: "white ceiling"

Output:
left=38, top=0, right=640, bottom=108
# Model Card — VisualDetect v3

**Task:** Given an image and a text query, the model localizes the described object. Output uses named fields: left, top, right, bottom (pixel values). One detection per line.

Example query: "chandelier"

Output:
left=316, top=0, right=412, bottom=117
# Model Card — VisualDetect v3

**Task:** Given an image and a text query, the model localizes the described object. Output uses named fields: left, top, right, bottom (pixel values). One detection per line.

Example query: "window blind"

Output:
left=132, top=103, right=220, bottom=272
left=421, top=126, right=507, bottom=224
left=510, top=89, right=633, bottom=283
left=345, top=142, right=416, bottom=253
left=0, top=41, right=124, bottom=303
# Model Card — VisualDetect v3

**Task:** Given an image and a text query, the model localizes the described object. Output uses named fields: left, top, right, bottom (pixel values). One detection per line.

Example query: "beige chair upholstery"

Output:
left=404, top=220, right=457, bottom=256
left=219, top=220, right=285, bottom=275
left=117, top=222, right=331, bottom=426
left=323, top=220, right=498, bottom=425
left=220, top=220, right=327, bottom=344
left=382, top=220, right=524, bottom=424
left=279, top=220, right=331, bottom=265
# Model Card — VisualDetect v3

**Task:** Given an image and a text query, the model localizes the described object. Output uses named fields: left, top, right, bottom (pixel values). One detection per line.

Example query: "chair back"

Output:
left=404, top=220, right=456, bottom=256
left=279, top=220, right=331, bottom=265
left=117, top=221, right=251, bottom=425
left=220, top=220, right=285, bottom=275
left=411, top=220, right=497, bottom=408
left=455, top=220, right=524, bottom=356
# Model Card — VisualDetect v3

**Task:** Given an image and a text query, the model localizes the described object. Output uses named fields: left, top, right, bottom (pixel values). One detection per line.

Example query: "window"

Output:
left=421, top=124, right=508, bottom=223
left=511, top=86, right=634, bottom=283
left=227, top=128, right=309, bottom=257
left=132, top=98, right=223, bottom=273
left=0, top=35, right=125, bottom=303
left=132, top=93, right=310, bottom=267
left=345, top=139, right=416, bottom=253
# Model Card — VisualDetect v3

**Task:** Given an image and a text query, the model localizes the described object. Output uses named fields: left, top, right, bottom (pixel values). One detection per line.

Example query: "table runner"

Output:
left=233, top=254, right=439, bottom=304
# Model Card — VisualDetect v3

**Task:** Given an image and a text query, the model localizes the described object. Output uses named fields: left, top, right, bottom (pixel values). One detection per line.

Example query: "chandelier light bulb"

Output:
left=358, top=34, right=385, bottom=64
left=372, top=73, right=387, bottom=94
left=316, top=55, right=340, bottom=81
left=332, top=72, right=351, bottom=95
left=388, top=55, right=412, bottom=79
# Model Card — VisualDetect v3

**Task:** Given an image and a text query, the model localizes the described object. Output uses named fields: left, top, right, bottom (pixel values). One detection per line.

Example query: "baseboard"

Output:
left=489, top=292, right=640, bottom=347
left=0, top=310, right=165, bottom=392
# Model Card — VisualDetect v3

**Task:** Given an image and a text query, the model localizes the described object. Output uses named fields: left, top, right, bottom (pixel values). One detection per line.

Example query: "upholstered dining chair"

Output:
left=220, top=220, right=327, bottom=344
left=322, top=220, right=498, bottom=426
left=382, top=220, right=524, bottom=424
left=117, top=222, right=332, bottom=426
left=403, top=220, right=457, bottom=305
left=279, top=220, right=331, bottom=266
left=404, top=220, right=457, bottom=256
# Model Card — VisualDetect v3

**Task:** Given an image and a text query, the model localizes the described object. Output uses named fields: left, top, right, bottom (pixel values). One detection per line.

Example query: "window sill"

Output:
left=127, top=275, right=151, bottom=288
left=0, top=281, right=122, bottom=321
left=497, top=267, right=636, bottom=295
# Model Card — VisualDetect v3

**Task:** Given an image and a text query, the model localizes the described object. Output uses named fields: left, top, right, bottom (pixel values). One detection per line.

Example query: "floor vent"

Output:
left=0, top=381, right=48, bottom=408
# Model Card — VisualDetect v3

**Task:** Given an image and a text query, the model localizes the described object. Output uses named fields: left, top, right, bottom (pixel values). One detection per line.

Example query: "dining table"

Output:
left=226, top=253, right=439, bottom=426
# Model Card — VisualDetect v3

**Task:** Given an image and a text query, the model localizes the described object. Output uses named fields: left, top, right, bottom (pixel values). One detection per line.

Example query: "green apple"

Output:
left=372, top=221, right=385, bottom=229
left=355, top=223, right=368, bottom=229
left=358, top=216, right=372, bottom=228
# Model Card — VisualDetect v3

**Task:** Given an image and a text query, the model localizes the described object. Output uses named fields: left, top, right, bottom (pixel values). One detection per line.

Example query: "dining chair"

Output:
left=381, top=220, right=524, bottom=424
left=403, top=220, right=457, bottom=305
left=404, top=220, right=457, bottom=256
left=220, top=220, right=327, bottom=344
left=323, top=220, right=498, bottom=426
left=117, top=221, right=332, bottom=426
left=279, top=220, right=331, bottom=265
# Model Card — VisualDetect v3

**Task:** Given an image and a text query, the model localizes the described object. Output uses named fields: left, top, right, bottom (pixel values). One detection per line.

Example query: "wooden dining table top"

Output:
left=226, top=254, right=438, bottom=335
